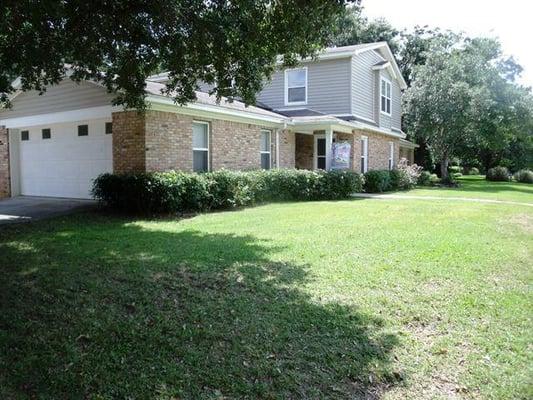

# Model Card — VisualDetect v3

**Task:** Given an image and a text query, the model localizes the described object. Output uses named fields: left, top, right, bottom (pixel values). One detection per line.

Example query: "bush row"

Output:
left=92, top=169, right=365, bottom=214
left=486, top=166, right=533, bottom=183
left=363, top=168, right=419, bottom=193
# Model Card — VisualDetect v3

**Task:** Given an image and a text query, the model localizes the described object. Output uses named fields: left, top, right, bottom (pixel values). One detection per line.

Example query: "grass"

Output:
left=395, top=175, right=533, bottom=203
left=1, top=191, right=532, bottom=398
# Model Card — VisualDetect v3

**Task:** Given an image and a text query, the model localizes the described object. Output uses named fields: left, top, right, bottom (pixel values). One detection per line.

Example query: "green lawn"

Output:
left=1, top=192, right=532, bottom=398
left=395, top=175, right=533, bottom=203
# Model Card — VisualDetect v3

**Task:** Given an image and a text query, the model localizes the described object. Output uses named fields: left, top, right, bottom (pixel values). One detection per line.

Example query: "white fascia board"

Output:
left=399, top=138, right=419, bottom=149
left=356, top=43, right=408, bottom=90
left=147, top=95, right=287, bottom=127
left=372, top=62, right=391, bottom=71
left=353, top=120, right=406, bottom=139
left=290, top=117, right=355, bottom=134
left=0, top=105, right=119, bottom=128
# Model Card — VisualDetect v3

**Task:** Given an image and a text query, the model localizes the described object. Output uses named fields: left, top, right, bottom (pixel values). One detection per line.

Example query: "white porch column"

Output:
left=275, top=129, right=280, bottom=169
left=325, top=127, right=333, bottom=171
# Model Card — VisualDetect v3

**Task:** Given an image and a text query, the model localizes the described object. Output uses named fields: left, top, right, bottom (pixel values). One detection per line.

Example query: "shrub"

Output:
left=390, top=169, right=412, bottom=190
left=429, top=173, right=440, bottom=185
left=486, top=166, right=510, bottom=181
left=449, top=165, right=461, bottom=174
left=92, top=169, right=364, bottom=214
left=417, top=170, right=432, bottom=186
left=465, top=167, right=479, bottom=175
left=364, top=170, right=392, bottom=193
left=514, top=169, right=533, bottom=184
left=452, top=172, right=463, bottom=179
left=397, top=159, right=423, bottom=189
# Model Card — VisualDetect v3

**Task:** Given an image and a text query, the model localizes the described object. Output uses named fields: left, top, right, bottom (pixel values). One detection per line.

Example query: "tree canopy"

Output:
left=403, top=36, right=533, bottom=178
left=0, top=0, right=352, bottom=110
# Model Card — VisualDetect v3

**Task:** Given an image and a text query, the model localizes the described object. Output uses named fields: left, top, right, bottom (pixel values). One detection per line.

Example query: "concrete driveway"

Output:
left=0, top=196, right=97, bottom=225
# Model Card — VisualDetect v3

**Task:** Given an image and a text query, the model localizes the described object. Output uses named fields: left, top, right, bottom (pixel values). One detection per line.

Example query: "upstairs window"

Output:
left=21, top=130, right=29, bottom=141
left=42, top=128, right=51, bottom=139
left=380, top=78, right=392, bottom=115
left=285, top=68, right=307, bottom=105
left=260, top=130, right=271, bottom=170
left=192, top=121, right=209, bottom=172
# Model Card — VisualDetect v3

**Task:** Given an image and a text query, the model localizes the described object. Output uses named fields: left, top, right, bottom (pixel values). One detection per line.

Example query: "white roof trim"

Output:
left=356, top=43, right=407, bottom=89
left=0, top=105, right=120, bottom=128
left=147, top=94, right=287, bottom=126
left=372, top=62, right=391, bottom=70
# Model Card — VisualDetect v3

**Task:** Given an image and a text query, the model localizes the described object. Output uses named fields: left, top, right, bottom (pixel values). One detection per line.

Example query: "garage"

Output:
left=15, top=118, right=112, bottom=199
left=0, top=79, right=117, bottom=199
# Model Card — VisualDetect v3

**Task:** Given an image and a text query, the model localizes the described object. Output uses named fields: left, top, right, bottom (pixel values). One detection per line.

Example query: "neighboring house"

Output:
left=0, top=42, right=416, bottom=200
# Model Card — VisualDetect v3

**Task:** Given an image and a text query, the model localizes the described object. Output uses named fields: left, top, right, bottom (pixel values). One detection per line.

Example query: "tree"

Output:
left=331, top=5, right=399, bottom=54
left=405, top=36, right=533, bottom=179
left=403, top=37, right=488, bottom=180
left=0, top=0, right=352, bottom=110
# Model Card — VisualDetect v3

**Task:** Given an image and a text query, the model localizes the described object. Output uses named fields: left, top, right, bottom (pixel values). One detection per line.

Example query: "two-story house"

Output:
left=0, top=42, right=416, bottom=199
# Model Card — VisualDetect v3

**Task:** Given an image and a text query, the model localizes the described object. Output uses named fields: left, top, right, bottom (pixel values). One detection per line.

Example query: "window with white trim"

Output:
left=360, top=136, right=368, bottom=173
left=388, top=142, right=394, bottom=170
left=285, top=68, right=307, bottom=105
left=380, top=78, right=392, bottom=115
left=260, top=130, right=271, bottom=170
left=192, top=121, right=209, bottom=172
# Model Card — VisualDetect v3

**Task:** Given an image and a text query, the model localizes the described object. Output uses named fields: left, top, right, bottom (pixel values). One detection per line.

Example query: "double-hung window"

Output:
left=360, top=136, right=368, bottom=173
left=388, top=142, right=394, bottom=170
left=260, top=130, right=272, bottom=169
left=192, top=121, right=209, bottom=172
left=380, top=78, right=392, bottom=115
left=285, top=68, right=307, bottom=105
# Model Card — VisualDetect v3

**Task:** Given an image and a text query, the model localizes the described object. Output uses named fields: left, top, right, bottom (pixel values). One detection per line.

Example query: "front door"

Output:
left=314, top=134, right=326, bottom=170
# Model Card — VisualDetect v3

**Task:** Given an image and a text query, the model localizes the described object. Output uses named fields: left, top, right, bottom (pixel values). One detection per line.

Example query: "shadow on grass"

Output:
left=450, top=176, right=533, bottom=195
left=0, top=213, right=400, bottom=399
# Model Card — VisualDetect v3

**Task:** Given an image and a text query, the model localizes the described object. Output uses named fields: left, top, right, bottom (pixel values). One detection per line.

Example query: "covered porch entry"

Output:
left=292, top=118, right=360, bottom=172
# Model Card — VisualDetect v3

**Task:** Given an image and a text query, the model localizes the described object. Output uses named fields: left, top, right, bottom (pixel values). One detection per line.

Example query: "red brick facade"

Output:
left=112, top=110, right=284, bottom=173
left=112, top=111, right=146, bottom=173
left=0, top=126, right=10, bottom=198
left=295, top=133, right=313, bottom=169
left=292, top=129, right=400, bottom=173
left=111, top=110, right=402, bottom=175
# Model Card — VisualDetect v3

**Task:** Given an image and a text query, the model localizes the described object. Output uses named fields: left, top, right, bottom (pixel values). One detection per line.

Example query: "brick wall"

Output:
left=295, top=133, right=313, bottom=169
left=112, top=110, right=292, bottom=173
left=278, top=129, right=295, bottom=168
left=112, top=111, right=146, bottom=173
left=211, top=120, right=262, bottom=170
left=399, top=147, right=415, bottom=164
left=145, top=111, right=194, bottom=171
left=0, top=126, right=9, bottom=198
left=354, top=129, right=400, bottom=171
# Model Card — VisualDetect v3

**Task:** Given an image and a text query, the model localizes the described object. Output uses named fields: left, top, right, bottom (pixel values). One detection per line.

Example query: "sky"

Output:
left=361, top=0, right=533, bottom=88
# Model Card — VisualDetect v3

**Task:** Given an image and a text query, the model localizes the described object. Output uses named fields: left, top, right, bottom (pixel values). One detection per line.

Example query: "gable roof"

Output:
left=315, top=42, right=407, bottom=90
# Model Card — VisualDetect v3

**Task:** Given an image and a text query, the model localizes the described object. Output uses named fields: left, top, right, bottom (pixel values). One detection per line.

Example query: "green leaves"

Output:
left=0, top=0, right=351, bottom=109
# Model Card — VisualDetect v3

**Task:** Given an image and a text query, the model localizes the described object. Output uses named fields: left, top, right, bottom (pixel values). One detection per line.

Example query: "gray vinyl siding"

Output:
left=391, top=79, right=402, bottom=129
left=257, top=58, right=351, bottom=114
left=0, top=80, right=114, bottom=119
left=351, top=50, right=385, bottom=122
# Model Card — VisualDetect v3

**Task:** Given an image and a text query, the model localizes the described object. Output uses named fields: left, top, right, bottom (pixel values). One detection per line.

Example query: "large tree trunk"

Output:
left=440, top=157, right=449, bottom=180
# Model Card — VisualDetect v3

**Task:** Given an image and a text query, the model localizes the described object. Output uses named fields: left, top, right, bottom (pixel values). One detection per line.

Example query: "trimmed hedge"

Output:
left=364, top=168, right=419, bottom=192
left=486, top=166, right=510, bottom=181
left=92, top=169, right=364, bottom=214
left=364, top=170, right=392, bottom=193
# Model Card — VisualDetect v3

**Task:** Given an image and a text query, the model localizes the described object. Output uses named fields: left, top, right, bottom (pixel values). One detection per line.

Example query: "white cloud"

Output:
left=361, top=0, right=533, bottom=87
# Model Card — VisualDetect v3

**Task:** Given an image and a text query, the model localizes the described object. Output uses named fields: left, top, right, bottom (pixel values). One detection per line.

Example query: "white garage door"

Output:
left=18, top=118, right=113, bottom=199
